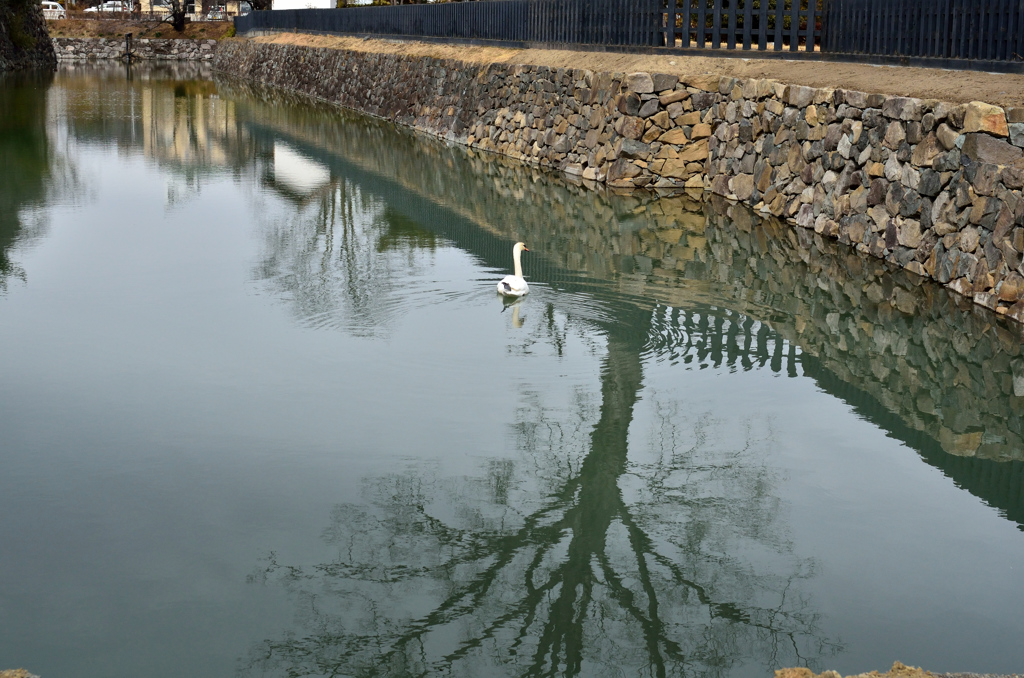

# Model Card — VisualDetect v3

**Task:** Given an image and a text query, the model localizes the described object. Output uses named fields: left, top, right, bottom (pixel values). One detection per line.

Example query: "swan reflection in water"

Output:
left=502, top=296, right=526, bottom=328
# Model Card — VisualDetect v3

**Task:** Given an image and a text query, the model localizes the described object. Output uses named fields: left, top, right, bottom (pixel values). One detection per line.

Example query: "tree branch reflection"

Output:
left=244, top=328, right=839, bottom=677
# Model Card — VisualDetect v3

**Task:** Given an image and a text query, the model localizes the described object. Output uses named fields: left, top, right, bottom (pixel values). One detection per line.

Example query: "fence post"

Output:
left=742, top=0, right=752, bottom=50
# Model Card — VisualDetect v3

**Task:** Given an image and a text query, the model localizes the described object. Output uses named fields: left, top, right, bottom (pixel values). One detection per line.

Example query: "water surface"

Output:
left=1, top=63, right=1023, bottom=678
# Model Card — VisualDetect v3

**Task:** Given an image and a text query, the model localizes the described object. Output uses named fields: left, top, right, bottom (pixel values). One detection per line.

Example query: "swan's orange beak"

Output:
left=523, top=246, right=529, bottom=251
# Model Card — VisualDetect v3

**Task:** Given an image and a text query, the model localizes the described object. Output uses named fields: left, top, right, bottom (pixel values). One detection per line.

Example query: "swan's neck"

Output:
left=513, top=248, right=524, bottom=278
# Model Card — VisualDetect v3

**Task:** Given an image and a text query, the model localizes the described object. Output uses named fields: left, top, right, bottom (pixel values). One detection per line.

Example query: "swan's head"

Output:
left=514, top=242, right=529, bottom=253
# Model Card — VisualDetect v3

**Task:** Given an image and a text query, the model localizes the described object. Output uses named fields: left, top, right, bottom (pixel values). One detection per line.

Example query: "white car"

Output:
left=41, top=0, right=67, bottom=19
left=84, top=0, right=130, bottom=12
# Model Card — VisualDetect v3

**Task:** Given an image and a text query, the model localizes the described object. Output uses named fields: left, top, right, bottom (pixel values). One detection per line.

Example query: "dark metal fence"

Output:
left=234, top=0, right=1024, bottom=66
left=662, top=0, right=824, bottom=52
left=235, top=0, right=662, bottom=46
left=823, top=0, right=1024, bottom=62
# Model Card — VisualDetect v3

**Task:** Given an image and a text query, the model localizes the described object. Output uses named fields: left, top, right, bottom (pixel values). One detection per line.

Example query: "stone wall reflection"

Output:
left=221, top=80, right=1024, bottom=468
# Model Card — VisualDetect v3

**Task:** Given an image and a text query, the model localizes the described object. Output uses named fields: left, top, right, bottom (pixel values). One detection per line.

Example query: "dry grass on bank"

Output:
left=48, top=18, right=233, bottom=40
left=776, top=663, right=1024, bottom=678
left=253, top=32, right=1024, bottom=109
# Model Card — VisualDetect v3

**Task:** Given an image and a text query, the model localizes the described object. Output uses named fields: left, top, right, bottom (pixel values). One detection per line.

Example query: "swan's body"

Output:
left=497, top=242, right=530, bottom=297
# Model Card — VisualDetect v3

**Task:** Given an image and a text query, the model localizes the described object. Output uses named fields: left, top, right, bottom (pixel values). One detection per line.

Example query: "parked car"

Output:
left=84, top=0, right=130, bottom=12
left=40, top=0, right=67, bottom=18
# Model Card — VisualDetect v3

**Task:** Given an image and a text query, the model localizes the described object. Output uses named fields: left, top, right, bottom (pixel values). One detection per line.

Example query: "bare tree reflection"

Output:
left=244, top=319, right=839, bottom=677
left=251, top=179, right=440, bottom=337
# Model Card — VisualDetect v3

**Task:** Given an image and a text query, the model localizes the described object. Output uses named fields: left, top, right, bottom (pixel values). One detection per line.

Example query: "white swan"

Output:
left=497, top=242, right=529, bottom=297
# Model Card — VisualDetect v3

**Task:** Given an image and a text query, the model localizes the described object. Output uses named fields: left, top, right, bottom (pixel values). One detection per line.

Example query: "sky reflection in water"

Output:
left=0, top=64, right=1022, bottom=678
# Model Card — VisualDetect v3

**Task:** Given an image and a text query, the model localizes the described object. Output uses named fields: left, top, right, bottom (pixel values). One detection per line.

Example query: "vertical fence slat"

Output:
left=967, top=0, right=978, bottom=60
left=788, top=0, right=798, bottom=51
left=988, top=0, right=997, bottom=61
left=727, top=0, right=737, bottom=49
left=742, top=0, right=751, bottom=50
left=1017, top=0, right=1024, bottom=61
left=711, top=0, right=722, bottom=48
left=773, top=0, right=784, bottom=49
left=757, top=0, right=767, bottom=50
left=681, top=0, right=692, bottom=46
left=807, top=0, right=816, bottom=53
left=665, top=0, right=675, bottom=48
left=696, top=0, right=707, bottom=47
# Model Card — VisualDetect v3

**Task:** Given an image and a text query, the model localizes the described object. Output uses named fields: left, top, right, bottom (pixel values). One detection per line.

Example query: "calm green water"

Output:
left=1, top=63, right=1023, bottom=678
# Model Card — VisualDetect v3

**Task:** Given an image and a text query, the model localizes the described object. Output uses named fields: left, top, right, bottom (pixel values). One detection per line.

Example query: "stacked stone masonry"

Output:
left=213, top=39, right=1024, bottom=323
left=54, top=37, right=218, bottom=61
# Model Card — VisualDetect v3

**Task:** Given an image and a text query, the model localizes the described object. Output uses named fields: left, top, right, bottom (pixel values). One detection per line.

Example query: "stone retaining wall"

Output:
left=213, top=39, right=1024, bottom=323
left=54, top=37, right=217, bottom=61
left=1, top=1, right=56, bottom=72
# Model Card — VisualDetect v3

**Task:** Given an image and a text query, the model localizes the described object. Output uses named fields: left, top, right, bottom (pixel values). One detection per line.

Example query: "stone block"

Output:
left=731, top=174, right=756, bottom=200
left=918, top=169, right=943, bottom=197
left=882, top=96, right=924, bottom=121
left=658, top=128, right=689, bottom=145
left=765, top=99, right=785, bottom=116
left=962, top=133, right=1023, bottom=166
left=963, top=101, right=1009, bottom=137
left=789, top=85, right=816, bottom=108
left=691, top=91, right=717, bottom=110
left=676, top=111, right=702, bottom=126
left=1007, top=107, right=1024, bottom=124
left=659, top=89, right=689, bottom=106
left=657, top=158, right=690, bottom=179
left=638, top=98, right=660, bottom=118
left=936, top=122, right=960, bottom=150
left=685, top=73, right=721, bottom=92
left=883, top=121, right=906, bottom=149
left=652, top=73, right=679, bottom=92
left=620, top=139, right=651, bottom=159
left=618, top=92, right=641, bottom=116
left=626, top=72, right=655, bottom=94
left=690, top=123, right=712, bottom=139
left=677, top=139, right=710, bottom=163
left=606, top=158, right=642, bottom=181
left=711, top=174, right=731, bottom=195
left=842, top=90, right=869, bottom=108
left=912, top=132, right=944, bottom=167
left=1010, top=123, right=1024, bottom=148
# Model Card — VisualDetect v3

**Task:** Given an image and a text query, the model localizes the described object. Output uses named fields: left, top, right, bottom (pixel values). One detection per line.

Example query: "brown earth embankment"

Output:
left=250, top=32, right=1024, bottom=109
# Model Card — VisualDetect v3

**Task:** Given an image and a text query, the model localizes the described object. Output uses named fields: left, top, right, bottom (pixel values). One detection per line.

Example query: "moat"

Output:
left=1, top=63, right=1022, bottom=678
